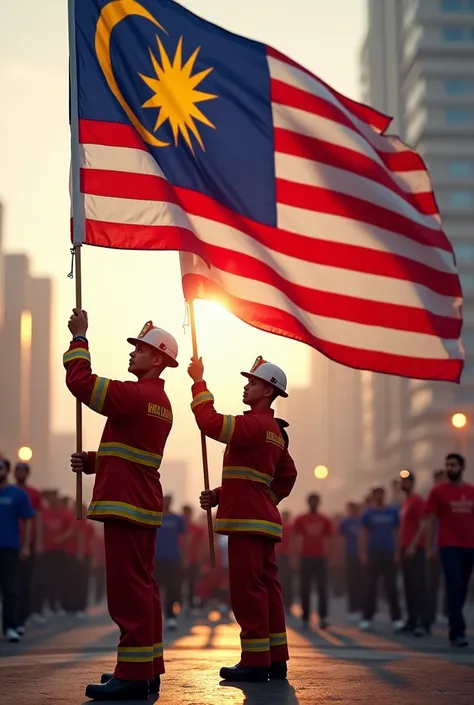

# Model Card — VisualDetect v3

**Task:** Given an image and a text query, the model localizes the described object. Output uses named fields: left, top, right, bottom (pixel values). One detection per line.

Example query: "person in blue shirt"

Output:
left=339, top=501, right=362, bottom=622
left=0, top=458, right=35, bottom=642
left=358, top=485, right=404, bottom=632
left=155, top=494, right=188, bottom=630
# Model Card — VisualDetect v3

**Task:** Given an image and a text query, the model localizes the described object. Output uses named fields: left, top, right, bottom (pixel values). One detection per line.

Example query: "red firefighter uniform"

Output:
left=191, top=380, right=297, bottom=667
left=63, top=339, right=173, bottom=681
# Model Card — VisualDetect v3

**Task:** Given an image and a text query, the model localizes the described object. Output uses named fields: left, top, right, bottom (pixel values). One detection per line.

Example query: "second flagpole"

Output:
left=187, top=300, right=216, bottom=569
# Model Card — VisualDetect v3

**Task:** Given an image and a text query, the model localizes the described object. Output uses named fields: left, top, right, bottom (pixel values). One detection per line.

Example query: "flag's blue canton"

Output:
left=76, top=0, right=277, bottom=225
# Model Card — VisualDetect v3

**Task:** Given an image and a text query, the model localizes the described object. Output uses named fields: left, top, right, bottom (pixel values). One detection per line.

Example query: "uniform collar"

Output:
left=137, top=377, right=165, bottom=388
left=243, top=407, right=274, bottom=416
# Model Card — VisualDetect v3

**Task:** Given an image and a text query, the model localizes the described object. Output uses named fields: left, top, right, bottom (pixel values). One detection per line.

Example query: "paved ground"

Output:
left=1, top=601, right=474, bottom=705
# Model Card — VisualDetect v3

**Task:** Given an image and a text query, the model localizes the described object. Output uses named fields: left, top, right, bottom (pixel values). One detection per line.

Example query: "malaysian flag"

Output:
left=72, top=0, right=463, bottom=381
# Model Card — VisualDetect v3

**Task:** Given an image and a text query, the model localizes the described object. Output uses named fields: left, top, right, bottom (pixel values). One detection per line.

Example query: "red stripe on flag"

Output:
left=266, top=45, right=391, bottom=133
left=81, top=169, right=460, bottom=297
left=79, top=119, right=148, bottom=152
left=182, top=272, right=462, bottom=382
left=271, top=80, right=434, bottom=182
left=84, top=218, right=208, bottom=261
left=276, top=178, right=451, bottom=253
left=273, top=128, right=437, bottom=217
left=198, top=243, right=461, bottom=339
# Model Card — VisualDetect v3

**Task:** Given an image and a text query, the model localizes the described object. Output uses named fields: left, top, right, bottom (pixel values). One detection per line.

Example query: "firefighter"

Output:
left=65, top=310, right=178, bottom=701
left=189, top=355, right=297, bottom=683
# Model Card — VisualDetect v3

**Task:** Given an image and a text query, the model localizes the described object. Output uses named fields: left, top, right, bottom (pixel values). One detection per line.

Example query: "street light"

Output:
left=18, top=446, right=33, bottom=462
left=314, top=465, right=328, bottom=480
left=451, top=413, right=467, bottom=429
left=451, top=413, right=468, bottom=456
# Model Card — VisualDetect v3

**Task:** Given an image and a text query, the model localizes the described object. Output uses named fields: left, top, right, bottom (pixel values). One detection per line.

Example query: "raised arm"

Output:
left=64, top=341, right=142, bottom=418
left=190, top=381, right=263, bottom=445
left=64, top=309, right=142, bottom=419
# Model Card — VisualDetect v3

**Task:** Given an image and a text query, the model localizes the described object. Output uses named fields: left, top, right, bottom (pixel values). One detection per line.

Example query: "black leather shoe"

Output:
left=219, top=664, right=269, bottom=682
left=269, top=661, right=287, bottom=680
left=100, top=673, right=160, bottom=695
left=85, top=677, right=149, bottom=701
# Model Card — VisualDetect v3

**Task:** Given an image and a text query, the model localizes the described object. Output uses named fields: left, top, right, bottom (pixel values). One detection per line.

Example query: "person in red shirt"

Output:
left=426, top=469, right=448, bottom=628
left=275, top=510, right=293, bottom=613
left=14, top=462, right=43, bottom=633
left=399, top=470, right=429, bottom=635
left=425, top=453, right=474, bottom=647
left=41, top=490, right=76, bottom=615
left=60, top=496, right=81, bottom=615
left=182, top=505, right=205, bottom=614
left=294, top=493, right=332, bottom=629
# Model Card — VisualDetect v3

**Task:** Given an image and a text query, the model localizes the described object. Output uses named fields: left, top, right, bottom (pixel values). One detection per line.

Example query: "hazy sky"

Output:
left=0, top=0, right=366, bottom=497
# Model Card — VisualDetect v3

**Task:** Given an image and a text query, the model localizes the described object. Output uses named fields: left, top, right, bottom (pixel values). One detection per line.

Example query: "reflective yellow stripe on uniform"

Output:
left=153, top=643, right=163, bottom=659
left=191, top=391, right=214, bottom=409
left=241, top=638, right=270, bottom=653
left=90, top=376, right=110, bottom=413
left=222, top=466, right=272, bottom=486
left=218, top=415, right=236, bottom=444
left=215, top=518, right=283, bottom=540
left=270, top=632, right=287, bottom=647
left=117, top=645, right=154, bottom=663
left=98, top=442, right=162, bottom=469
left=88, top=501, right=163, bottom=527
left=63, top=348, right=91, bottom=366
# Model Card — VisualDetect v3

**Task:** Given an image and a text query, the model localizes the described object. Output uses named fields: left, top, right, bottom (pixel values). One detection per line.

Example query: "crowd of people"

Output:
left=276, top=453, right=474, bottom=648
left=1, top=452, right=473, bottom=650
left=0, top=459, right=106, bottom=642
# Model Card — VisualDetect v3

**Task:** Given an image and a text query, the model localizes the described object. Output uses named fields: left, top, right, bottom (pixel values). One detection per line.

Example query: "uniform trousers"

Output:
left=228, top=534, right=289, bottom=668
left=104, top=520, right=163, bottom=681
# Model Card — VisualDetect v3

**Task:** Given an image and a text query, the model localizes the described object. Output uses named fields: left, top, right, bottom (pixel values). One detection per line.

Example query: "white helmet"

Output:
left=241, top=356, right=288, bottom=398
left=127, top=321, right=178, bottom=368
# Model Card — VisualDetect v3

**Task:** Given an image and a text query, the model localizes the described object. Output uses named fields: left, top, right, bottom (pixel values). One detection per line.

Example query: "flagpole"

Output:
left=68, top=0, right=85, bottom=520
left=188, top=300, right=216, bottom=569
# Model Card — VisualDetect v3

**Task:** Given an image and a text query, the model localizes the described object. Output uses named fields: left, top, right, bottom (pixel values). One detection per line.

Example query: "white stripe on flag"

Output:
left=182, top=255, right=462, bottom=360
left=275, top=152, right=438, bottom=231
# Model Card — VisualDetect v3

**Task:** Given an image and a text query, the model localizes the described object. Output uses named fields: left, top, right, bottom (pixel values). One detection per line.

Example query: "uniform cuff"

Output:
left=63, top=341, right=91, bottom=367
left=69, top=339, right=90, bottom=350
left=191, top=381, right=208, bottom=396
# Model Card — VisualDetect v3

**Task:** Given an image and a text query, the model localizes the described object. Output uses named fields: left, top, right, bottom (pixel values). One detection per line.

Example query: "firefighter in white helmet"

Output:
left=65, top=313, right=177, bottom=701
left=188, top=355, right=298, bottom=683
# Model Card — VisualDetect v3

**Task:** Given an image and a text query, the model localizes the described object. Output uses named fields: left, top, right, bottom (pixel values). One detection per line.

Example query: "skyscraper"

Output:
left=0, top=254, right=31, bottom=463
left=29, top=277, right=53, bottom=483
left=0, top=205, right=53, bottom=485
left=361, top=0, right=474, bottom=483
